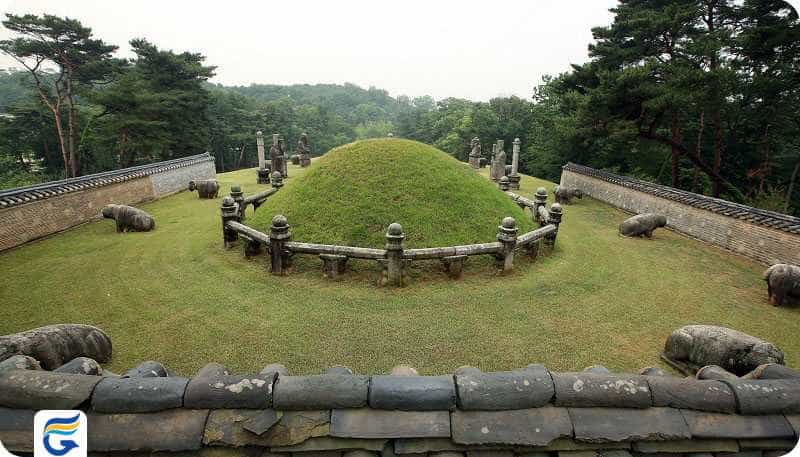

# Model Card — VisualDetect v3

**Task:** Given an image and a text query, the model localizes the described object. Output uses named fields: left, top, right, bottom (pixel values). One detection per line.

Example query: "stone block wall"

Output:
left=0, top=153, right=215, bottom=251
left=560, top=163, right=800, bottom=265
left=0, top=360, right=798, bottom=455
left=150, top=159, right=216, bottom=197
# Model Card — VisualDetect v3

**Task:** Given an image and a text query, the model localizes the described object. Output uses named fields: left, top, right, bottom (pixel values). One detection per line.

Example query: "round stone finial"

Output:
left=501, top=216, right=516, bottom=229
left=551, top=203, right=563, bottom=212
left=272, top=214, right=288, bottom=227
left=514, top=137, right=521, bottom=144
left=536, top=187, right=547, bottom=196
left=256, top=131, right=263, bottom=136
left=500, top=176, right=509, bottom=183
left=221, top=196, right=235, bottom=207
left=387, top=222, right=403, bottom=236
left=272, top=171, right=282, bottom=179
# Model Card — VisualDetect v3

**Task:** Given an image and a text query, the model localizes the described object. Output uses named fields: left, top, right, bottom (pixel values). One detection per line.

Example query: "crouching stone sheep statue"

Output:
left=553, top=185, right=583, bottom=204
left=0, top=324, right=112, bottom=370
left=763, top=263, right=800, bottom=306
left=662, top=324, right=785, bottom=376
left=188, top=179, right=220, bottom=199
left=619, top=213, right=667, bottom=238
left=102, top=204, right=155, bottom=232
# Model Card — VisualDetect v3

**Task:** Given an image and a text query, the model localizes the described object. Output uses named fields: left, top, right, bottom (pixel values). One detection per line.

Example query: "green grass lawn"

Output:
left=1, top=161, right=797, bottom=376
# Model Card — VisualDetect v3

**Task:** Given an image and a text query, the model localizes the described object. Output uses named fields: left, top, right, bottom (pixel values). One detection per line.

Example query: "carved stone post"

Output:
left=256, top=131, right=265, bottom=170
left=269, top=215, right=292, bottom=275
left=533, top=187, right=548, bottom=225
left=498, top=176, right=510, bottom=192
left=509, top=138, right=521, bottom=190
left=544, top=203, right=563, bottom=251
left=220, top=196, right=239, bottom=249
left=271, top=171, right=284, bottom=189
left=383, top=223, right=405, bottom=287
left=489, top=143, right=498, bottom=181
left=230, top=185, right=245, bottom=220
left=496, top=217, right=518, bottom=274
left=256, top=131, right=270, bottom=184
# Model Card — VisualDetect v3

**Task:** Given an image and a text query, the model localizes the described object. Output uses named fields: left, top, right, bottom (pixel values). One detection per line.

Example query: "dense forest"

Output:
left=1, top=1, right=799, bottom=215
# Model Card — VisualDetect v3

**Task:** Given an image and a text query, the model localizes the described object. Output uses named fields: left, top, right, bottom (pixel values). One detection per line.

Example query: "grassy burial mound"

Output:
left=249, top=138, right=534, bottom=248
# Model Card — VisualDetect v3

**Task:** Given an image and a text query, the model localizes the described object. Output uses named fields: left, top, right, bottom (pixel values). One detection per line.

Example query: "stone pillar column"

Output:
left=509, top=138, right=521, bottom=190
left=220, top=196, right=240, bottom=249
left=496, top=217, right=518, bottom=274
left=544, top=203, right=563, bottom=251
left=256, top=131, right=265, bottom=170
left=256, top=132, right=270, bottom=184
left=383, top=223, right=405, bottom=287
left=269, top=215, right=291, bottom=275
left=499, top=176, right=510, bottom=192
left=533, top=187, right=548, bottom=225
left=489, top=143, right=498, bottom=181
left=230, top=185, right=245, bottom=221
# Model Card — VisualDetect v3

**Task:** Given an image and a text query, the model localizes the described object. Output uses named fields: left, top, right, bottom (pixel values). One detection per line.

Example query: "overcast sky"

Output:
left=0, top=1, right=619, bottom=101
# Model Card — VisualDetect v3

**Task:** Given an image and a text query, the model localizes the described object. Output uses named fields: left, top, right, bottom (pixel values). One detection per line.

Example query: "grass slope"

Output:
left=249, top=139, right=533, bottom=248
left=0, top=162, right=798, bottom=376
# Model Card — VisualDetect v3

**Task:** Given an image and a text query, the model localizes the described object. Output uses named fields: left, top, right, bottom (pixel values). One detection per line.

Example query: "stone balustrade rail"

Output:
left=221, top=185, right=564, bottom=285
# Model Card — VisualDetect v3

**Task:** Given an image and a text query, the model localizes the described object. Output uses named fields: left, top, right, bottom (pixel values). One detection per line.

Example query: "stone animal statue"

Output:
left=663, top=324, right=784, bottom=376
left=619, top=213, right=667, bottom=238
left=553, top=185, right=583, bottom=204
left=763, top=263, right=800, bottom=306
left=188, top=179, right=220, bottom=199
left=0, top=324, right=113, bottom=370
left=101, top=204, right=156, bottom=232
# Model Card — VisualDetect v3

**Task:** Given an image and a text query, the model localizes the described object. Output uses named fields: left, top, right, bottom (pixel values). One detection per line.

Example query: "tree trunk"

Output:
left=693, top=110, right=706, bottom=193
left=786, top=158, right=800, bottom=214
left=670, top=113, right=681, bottom=187
left=237, top=143, right=246, bottom=169
left=52, top=109, right=69, bottom=179
left=706, top=0, right=723, bottom=198
left=638, top=110, right=745, bottom=201
left=118, top=128, right=129, bottom=168
left=65, top=76, right=79, bottom=177
left=759, top=124, right=770, bottom=194
left=711, top=110, right=722, bottom=197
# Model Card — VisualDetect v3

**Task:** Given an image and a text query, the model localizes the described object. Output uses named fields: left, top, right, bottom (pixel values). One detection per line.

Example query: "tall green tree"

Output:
left=0, top=14, right=120, bottom=177
left=92, top=39, right=215, bottom=166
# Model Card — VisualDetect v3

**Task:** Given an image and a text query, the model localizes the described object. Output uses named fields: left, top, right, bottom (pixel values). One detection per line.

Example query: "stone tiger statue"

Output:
left=101, top=204, right=155, bottom=232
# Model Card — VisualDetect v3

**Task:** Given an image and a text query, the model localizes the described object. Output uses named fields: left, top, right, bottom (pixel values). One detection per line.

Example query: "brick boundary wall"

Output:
left=0, top=154, right=215, bottom=251
left=559, top=163, right=800, bottom=266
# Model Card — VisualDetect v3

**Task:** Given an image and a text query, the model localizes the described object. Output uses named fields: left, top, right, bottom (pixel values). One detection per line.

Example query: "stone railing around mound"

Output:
left=0, top=153, right=216, bottom=251
left=1, top=358, right=799, bottom=455
left=220, top=186, right=564, bottom=286
left=560, top=162, right=800, bottom=265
